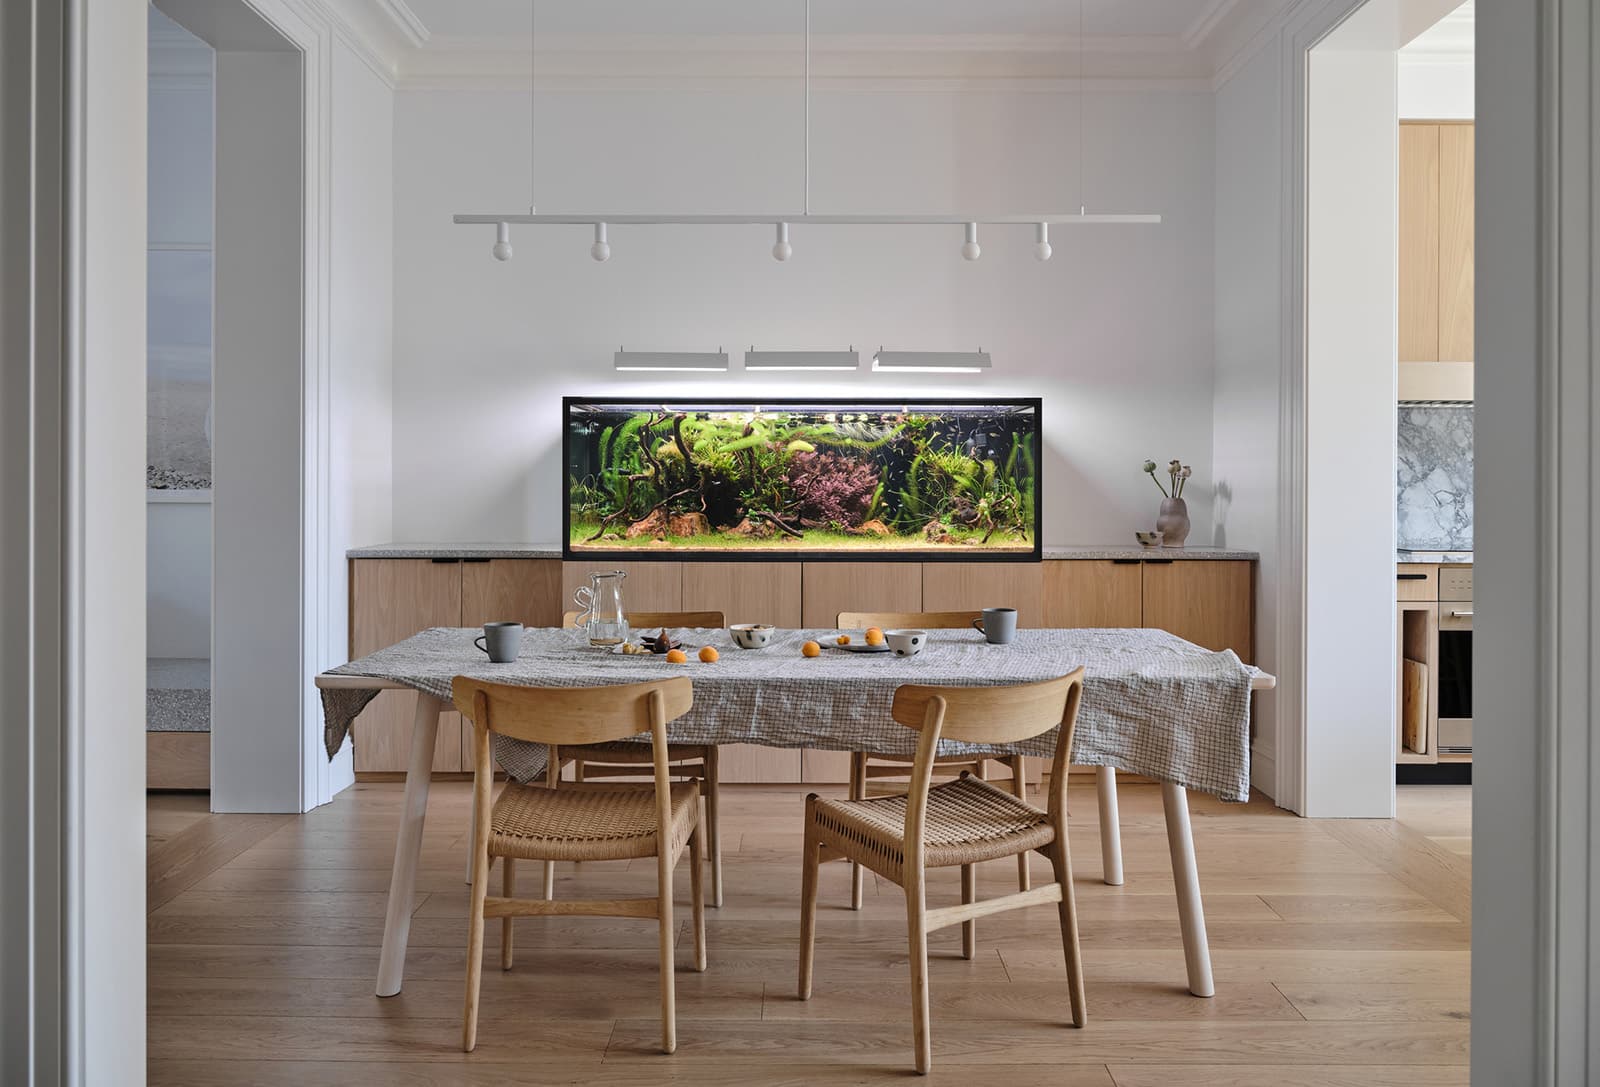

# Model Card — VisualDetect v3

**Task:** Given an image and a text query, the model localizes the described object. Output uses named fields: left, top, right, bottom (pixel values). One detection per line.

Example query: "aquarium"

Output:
left=564, top=398, right=1041, bottom=561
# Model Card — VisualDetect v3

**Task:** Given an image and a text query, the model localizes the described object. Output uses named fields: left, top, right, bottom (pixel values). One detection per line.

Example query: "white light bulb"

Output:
left=590, top=222, right=610, bottom=262
left=491, top=221, right=513, bottom=262
left=1033, top=222, right=1052, bottom=261
left=961, top=222, right=981, bottom=261
left=772, top=222, right=792, bottom=262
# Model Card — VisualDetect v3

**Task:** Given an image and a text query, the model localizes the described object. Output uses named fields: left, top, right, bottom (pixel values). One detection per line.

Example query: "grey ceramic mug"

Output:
left=973, top=607, right=1017, bottom=645
left=474, top=621, right=524, bottom=663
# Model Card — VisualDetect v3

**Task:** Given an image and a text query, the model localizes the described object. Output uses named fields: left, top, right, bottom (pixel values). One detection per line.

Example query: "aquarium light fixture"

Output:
left=614, top=349, right=729, bottom=373
left=872, top=350, right=992, bottom=374
left=743, top=348, right=859, bottom=372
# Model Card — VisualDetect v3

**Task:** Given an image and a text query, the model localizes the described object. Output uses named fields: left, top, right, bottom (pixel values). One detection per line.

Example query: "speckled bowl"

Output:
left=1135, top=530, right=1165, bottom=547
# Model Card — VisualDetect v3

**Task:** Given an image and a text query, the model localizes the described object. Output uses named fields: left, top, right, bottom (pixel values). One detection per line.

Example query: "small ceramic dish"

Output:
left=885, top=629, right=927, bottom=657
left=827, top=642, right=891, bottom=654
left=729, top=623, right=775, bottom=649
left=1135, top=530, right=1165, bottom=547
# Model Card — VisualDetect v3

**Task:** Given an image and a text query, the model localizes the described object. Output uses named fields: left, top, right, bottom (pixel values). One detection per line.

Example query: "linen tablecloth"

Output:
left=320, top=626, right=1256, bottom=801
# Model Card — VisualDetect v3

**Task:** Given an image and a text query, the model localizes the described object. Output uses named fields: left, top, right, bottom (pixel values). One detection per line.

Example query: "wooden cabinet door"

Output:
left=1043, top=561, right=1143, bottom=628
left=921, top=562, right=1045, bottom=628
left=800, top=561, right=922, bottom=627
left=560, top=560, right=682, bottom=622
left=1399, top=122, right=1441, bottom=363
left=349, top=559, right=463, bottom=773
left=461, top=559, right=563, bottom=627
left=1438, top=123, right=1474, bottom=361
left=459, top=559, right=563, bottom=769
left=1140, top=560, right=1254, bottom=663
left=682, top=563, right=803, bottom=782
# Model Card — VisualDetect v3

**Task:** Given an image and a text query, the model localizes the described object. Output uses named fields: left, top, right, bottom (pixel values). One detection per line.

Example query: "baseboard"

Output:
left=1250, top=746, right=1277, bottom=804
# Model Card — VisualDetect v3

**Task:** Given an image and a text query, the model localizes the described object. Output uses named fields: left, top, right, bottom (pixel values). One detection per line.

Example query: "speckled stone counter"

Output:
left=348, top=542, right=1257, bottom=561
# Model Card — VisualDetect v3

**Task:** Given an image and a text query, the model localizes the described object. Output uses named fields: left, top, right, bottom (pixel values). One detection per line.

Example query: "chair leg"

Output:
left=500, top=858, right=516, bottom=970
left=904, top=874, right=932, bottom=1074
left=542, top=860, right=555, bottom=900
left=704, top=748, right=724, bottom=908
left=573, top=758, right=585, bottom=782
left=799, top=809, right=821, bottom=999
left=1046, top=836, right=1087, bottom=1028
left=960, top=863, right=976, bottom=960
left=657, top=852, right=677, bottom=1054
left=1010, top=756, right=1032, bottom=891
left=848, top=753, right=866, bottom=910
left=689, top=827, right=707, bottom=972
left=461, top=845, right=491, bottom=1052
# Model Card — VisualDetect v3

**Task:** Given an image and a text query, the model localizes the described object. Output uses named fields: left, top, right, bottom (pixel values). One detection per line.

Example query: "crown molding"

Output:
left=1180, top=0, right=1243, bottom=50
left=373, top=0, right=428, bottom=47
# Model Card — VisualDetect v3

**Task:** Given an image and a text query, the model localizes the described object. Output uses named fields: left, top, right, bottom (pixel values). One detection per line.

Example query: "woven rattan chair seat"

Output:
left=811, top=775, right=1055, bottom=873
left=567, top=739, right=711, bottom=763
left=490, top=781, right=699, bottom=863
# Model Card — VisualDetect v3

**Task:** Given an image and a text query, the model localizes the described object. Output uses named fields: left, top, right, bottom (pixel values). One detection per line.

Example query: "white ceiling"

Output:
left=320, top=0, right=1472, bottom=88
left=400, top=0, right=1227, bottom=40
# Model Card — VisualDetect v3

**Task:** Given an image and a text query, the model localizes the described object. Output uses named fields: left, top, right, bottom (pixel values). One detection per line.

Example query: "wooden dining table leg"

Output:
left=1161, top=781, right=1214, bottom=998
left=1095, top=767, right=1125, bottom=886
left=376, top=691, right=444, bottom=998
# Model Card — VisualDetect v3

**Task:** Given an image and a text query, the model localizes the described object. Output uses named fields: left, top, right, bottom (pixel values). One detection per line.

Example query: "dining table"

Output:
left=316, top=625, right=1275, bottom=1002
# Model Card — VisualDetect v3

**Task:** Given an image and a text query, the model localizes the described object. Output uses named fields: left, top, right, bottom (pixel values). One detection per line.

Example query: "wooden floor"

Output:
left=146, top=781, right=1471, bottom=1085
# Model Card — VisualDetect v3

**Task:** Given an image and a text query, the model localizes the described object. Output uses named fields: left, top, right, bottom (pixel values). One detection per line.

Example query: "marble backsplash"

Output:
left=1397, top=403, right=1473, bottom=551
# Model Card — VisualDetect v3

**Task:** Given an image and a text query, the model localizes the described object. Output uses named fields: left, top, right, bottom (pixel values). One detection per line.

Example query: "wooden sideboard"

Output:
left=349, top=556, right=1256, bottom=780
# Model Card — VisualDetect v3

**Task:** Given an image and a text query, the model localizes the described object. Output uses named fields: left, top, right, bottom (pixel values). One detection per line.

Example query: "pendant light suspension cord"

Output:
left=1077, top=0, right=1085, bottom=216
left=537, top=0, right=544, bottom=214
left=803, top=0, right=811, bottom=215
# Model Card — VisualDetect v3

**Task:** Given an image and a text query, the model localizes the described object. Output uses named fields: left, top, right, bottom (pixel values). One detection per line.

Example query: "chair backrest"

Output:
left=451, top=675, right=694, bottom=747
left=561, top=610, right=726, bottom=631
left=837, top=610, right=982, bottom=631
left=891, top=669, right=1086, bottom=834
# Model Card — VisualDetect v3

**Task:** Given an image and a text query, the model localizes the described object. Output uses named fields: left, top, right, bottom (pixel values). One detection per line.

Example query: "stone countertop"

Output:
left=348, top=542, right=1259, bottom=561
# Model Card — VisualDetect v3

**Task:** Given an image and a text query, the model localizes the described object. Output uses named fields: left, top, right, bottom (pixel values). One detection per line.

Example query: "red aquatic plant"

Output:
left=785, top=451, right=879, bottom=528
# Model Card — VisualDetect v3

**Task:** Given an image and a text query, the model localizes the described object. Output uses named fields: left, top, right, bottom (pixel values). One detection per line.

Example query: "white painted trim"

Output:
left=1182, top=0, right=1245, bottom=51
left=147, top=489, right=213, bottom=504
left=372, top=0, right=427, bottom=46
left=395, top=72, right=1216, bottom=95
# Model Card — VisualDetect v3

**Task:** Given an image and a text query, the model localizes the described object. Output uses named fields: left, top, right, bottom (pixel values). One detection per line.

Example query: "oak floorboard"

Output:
left=147, top=781, right=1470, bottom=1081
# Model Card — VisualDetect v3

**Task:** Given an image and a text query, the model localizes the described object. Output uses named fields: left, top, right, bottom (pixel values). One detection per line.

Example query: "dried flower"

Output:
left=1142, top=459, right=1169, bottom=498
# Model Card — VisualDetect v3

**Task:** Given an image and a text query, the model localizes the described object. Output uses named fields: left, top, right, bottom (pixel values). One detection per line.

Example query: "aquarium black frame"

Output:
left=561, top=396, right=1043, bottom=563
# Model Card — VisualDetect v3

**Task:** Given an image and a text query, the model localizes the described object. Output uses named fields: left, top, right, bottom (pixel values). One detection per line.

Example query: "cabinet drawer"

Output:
left=1396, top=564, right=1438, bottom=601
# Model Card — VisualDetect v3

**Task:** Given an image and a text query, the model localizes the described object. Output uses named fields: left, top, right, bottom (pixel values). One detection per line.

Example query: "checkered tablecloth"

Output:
left=321, top=626, right=1258, bottom=800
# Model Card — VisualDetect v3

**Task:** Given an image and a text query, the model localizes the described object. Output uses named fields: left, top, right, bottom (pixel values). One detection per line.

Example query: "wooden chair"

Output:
left=453, top=675, right=706, bottom=1055
left=799, top=670, right=1087, bottom=1074
left=837, top=610, right=1032, bottom=905
left=555, top=610, right=726, bottom=906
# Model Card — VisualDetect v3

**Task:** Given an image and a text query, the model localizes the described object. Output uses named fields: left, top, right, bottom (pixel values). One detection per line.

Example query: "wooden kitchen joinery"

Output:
left=349, top=556, right=1255, bottom=777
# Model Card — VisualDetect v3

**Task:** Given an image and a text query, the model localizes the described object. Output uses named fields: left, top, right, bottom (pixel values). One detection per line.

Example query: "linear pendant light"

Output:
left=744, top=347, right=860, bottom=372
left=614, top=349, right=730, bottom=373
left=458, top=0, right=1159, bottom=262
left=872, top=350, right=992, bottom=374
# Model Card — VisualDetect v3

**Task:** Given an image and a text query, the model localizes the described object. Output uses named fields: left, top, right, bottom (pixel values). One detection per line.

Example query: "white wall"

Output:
left=1398, top=58, right=1473, bottom=117
left=1212, top=44, right=1284, bottom=796
left=391, top=82, right=1216, bottom=545
left=147, top=495, right=212, bottom=657
left=1303, top=34, right=1400, bottom=819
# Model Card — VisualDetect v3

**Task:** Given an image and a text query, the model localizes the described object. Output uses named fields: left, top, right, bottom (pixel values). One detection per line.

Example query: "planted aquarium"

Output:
left=564, top=398, right=1041, bottom=561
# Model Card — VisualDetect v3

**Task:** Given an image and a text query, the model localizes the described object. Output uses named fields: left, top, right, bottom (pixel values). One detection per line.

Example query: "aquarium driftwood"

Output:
left=570, top=407, right=1035, bottom=552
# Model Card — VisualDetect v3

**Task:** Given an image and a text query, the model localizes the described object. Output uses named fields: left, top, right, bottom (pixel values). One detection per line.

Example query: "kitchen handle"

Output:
left=1396, top=573, right=1428, bottom=581
left=1448, top=610, right=1473, bottom=619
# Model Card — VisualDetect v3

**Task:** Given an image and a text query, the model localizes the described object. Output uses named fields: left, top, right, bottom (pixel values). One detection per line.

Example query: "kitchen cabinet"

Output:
left=799, top=561, right=922, bottom=628
left=1140, top=560, right=1254, bottom=663
left=349, top=559, right=464, bottom=773
left=458, top=559, right=562, bottom=770
left=1399, top=121, right=1474, bottom=364
left=560, top=560, right=682, bottom=618
left=921, top=562, right=1045, bottom=628
left=1043, top=560, right=1143, bottom=628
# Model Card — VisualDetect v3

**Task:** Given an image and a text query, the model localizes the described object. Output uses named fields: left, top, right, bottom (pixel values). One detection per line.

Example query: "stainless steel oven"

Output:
left=1436, top=566, right=1473, bottom=753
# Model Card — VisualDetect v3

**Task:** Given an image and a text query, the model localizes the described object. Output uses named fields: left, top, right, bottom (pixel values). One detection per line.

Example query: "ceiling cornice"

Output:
left=1180, top=0, right=1244, bottom=50
left=373, top=0, right=428, bottom=47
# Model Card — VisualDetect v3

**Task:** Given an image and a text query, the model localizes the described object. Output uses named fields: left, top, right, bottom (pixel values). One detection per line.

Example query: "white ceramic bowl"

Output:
left=885, top=629, right=927, bottom=657
left=729, top=623, right=775, bottom=649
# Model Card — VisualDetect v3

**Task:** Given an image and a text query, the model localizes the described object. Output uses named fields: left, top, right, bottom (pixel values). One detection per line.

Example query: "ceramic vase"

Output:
left=1157, top=497, right=1190, bottom=547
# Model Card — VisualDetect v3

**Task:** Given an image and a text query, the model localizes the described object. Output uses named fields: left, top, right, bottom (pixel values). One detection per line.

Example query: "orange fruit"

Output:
left=801, top=640, right=822, bottom=658
left=864, top=627, right=885, bottom=646
left=835, top=634, right=851, bottom=645
left=698, top=645, right=719, bottom=663
left=665, top=648, right=688, bottom=664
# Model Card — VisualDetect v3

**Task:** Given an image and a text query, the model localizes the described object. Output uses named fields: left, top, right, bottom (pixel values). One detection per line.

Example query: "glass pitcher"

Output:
left=573, top=570, right=628, bottom=647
